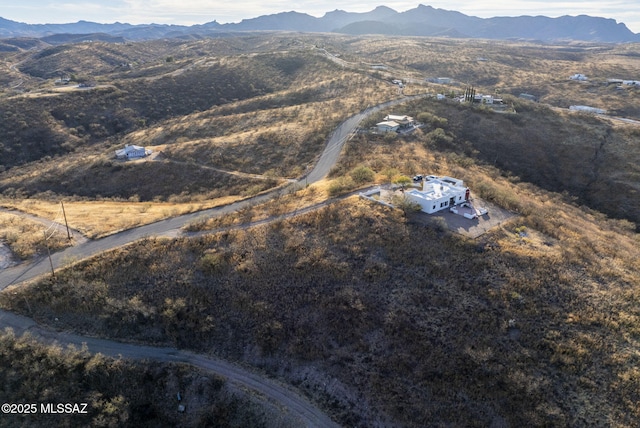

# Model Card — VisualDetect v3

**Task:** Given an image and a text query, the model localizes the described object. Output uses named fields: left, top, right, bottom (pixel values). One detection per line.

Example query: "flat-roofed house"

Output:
left=405, top=176, right=469, bottom=214
left=384, top=114, right=414, bottom=127
left=376, top=120, right=400, bottom=133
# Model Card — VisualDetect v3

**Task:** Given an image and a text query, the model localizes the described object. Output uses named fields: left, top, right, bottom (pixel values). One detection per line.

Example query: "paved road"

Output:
left=0, top=95, right=424, bottom=427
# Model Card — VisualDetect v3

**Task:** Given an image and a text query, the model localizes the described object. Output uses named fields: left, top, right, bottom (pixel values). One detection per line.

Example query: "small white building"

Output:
left=115, top=144, right=150, bottom=159
left=376, top=121, right=400, bottom=133
left=384, top=114, right=414, bottom=126
left=472, top=94, right=503, bottom=104
left=570, top=74, right=588, bottom=81
left=405, top=176, right=470, bottom=214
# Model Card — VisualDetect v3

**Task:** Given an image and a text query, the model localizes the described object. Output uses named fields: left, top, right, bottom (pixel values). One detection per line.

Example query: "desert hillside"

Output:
left=0, top=33, right=639, bottom=426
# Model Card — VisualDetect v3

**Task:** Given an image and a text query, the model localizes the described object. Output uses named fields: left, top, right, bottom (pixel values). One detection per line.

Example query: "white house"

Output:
left=376, top=120, right=400, bottom=133
left=405, top=176, right=470, bottom=214
left=115, top=144, right=150, bottom=159
left=384, top=114, right=414, bottom=126
left=471, top=94, right=503, bottom=104
left=570, top=74, right=588, bottom=81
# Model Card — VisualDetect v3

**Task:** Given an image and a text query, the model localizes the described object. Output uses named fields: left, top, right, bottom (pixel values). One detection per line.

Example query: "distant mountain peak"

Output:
left=373, top=5, right=397, bottom=12
left=0, top=5, right=637, bottom=42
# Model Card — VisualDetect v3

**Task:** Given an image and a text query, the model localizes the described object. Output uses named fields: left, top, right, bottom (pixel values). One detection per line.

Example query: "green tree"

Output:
left=392, top=175, right=412, bottom=191
left=349, top=165, right=375, bottom=184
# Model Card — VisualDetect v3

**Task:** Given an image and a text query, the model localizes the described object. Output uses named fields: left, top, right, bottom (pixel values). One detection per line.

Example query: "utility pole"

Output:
left=61, top=200, right=71, bottom=240
left=43, top=231, right=55, bottom=279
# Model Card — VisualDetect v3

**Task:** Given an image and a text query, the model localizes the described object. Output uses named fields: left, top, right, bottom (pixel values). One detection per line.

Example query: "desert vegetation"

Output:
left=2, top=34, right=639, bottom=229
left=1, top=32, right=640, bottom=427
left=0, top=35, right=399, bottom=234
left=2, top=173, right=638, bottom=426
left=0, top=210, right=72, bottom=259
left=0, top=330, right=280, bottom=427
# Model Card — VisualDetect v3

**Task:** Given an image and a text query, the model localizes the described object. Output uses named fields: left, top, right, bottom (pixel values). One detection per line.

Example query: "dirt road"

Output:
left=0, top=95, right=424, bottom=290
left=0, top=308, right=339, bottom=427
left=0, top=95, right=425, bottom=426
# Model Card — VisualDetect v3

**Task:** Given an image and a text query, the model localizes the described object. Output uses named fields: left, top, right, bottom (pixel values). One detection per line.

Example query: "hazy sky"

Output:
left=3, top=1, right=640, bottom=33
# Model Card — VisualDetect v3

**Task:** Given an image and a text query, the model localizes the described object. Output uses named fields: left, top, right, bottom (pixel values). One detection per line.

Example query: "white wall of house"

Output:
left=125, top=145, right=146, bottom=158
left=384, top=114, right=414, bottom=125
left=115, top=144, right=148, bottom=159
left=405, top=176, right=468, bottom=214
left=377, top=121, right=400, bottom=132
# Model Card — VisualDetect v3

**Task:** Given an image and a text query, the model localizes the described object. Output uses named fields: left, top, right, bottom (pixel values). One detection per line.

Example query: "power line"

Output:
left=43, top=203, right=64, bottom=240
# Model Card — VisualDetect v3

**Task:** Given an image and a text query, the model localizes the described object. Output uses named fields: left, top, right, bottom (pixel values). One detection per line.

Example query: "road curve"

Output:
left=0, top=95, right=424, bottom=290
left=0, top=308, right=338, bottom=427
left=0, top=95, right=425, bottom=426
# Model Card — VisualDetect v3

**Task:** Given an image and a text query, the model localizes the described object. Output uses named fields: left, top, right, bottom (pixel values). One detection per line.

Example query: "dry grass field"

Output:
left=0, top=196, right=243, bottom=239
left=0, top=210, right=72, bottom=259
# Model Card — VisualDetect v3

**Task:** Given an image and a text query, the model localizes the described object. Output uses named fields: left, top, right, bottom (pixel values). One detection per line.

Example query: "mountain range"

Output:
left=1, top=4, right=639, bottom=43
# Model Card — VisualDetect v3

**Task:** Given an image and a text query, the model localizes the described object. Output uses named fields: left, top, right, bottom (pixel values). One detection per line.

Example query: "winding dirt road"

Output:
left=0, top=308, right=338, bottom=427
left=0, top=95, right=422, bottom=289
left=0, top=95, right=425, bottom=427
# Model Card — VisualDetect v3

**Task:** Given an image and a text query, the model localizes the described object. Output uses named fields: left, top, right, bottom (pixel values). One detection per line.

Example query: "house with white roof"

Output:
left=405, top=176, right=469, bottom=214
left=376, top=121, right=400, bottom=133
left=115, top=144, right=151, bottom=160
left=384, top=114, right=414, bottom=126
left=476, top=94, right=502, bottom=104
